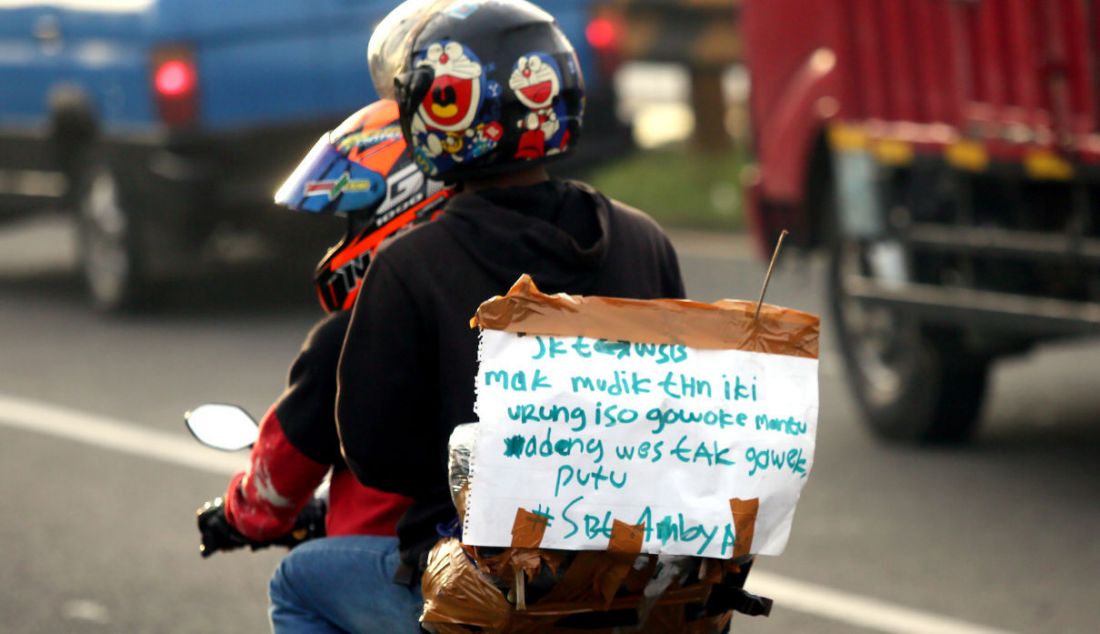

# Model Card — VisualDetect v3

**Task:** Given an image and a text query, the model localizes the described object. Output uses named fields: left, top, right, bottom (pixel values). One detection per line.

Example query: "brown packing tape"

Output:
left=423, top=625, right=476, bottom=634
left=685, top=612, right=734, bottom=633
left=530, top=551, right=608, bottom=606
left=730, top=498, right=760, bottom=559
left=521, top=583, right=712, bottom=617
left=607, top=520, right=646, bottom=555
left=420, top=538, right=513, bottom=631
left=595, top=521, right=646, bottom=607
left=641, top=599, right=686, bottom=632
left=699, top=558, right=724, bottom=585
left=622, top=555, right=658, bottom=594
left=640, top=581, right=734, bottom=633
left=424, top=549, right=722, bottom=633
left=472, top=275, right=819, bottom=359
left=510, top=507, right=549, bottom=549
left=464, top=509, right=557, bottom=603
left=524, top=522, right=651, bottom=612
left=475, top=548, right=560, bottom=584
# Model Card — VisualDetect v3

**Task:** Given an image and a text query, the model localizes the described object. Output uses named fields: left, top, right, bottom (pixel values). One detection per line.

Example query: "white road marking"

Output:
left=0, top=393, right=243, bottom=476
left=62, top=599, right=111, bottom=625
left=746, top=571, right=1019, bottom=634
left=0, top=393, right=1020, bottom=634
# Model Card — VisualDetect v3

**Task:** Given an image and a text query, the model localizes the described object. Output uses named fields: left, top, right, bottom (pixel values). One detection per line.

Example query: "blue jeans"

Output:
left=268, top=535, right=423, bottom=634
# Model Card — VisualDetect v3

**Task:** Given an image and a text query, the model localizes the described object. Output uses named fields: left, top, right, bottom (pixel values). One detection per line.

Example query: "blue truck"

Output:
left=0, top=0, right=624, bottom=311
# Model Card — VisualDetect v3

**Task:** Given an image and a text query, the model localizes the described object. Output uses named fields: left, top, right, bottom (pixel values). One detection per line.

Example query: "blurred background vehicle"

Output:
left=586, top=0, right=740, bottom=152
left=578, top=0, right=748, bottom=234
left=743, top=0, right=1100, bottom=444
left=0, top=0, right=626, bottom=312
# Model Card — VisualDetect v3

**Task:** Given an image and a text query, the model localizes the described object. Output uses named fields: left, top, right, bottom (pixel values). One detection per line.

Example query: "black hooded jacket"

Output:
left=336, top=179, right=685, bottom=569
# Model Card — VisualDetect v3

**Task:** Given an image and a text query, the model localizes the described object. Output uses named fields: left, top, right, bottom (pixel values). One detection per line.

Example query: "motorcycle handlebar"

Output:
left=197, top=496, right=327, bottom=558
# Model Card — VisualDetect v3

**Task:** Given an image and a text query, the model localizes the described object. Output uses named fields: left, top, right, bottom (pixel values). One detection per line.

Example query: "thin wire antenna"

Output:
left=754, top=229, right=789, bottom=321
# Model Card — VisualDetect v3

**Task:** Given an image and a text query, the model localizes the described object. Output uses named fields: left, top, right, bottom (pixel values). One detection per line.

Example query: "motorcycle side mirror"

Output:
left=185, top=404, right=259, bottom=452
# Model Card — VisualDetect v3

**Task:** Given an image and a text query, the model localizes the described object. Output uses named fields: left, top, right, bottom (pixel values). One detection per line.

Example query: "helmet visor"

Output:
left=274, top=134, right=388, bottom=215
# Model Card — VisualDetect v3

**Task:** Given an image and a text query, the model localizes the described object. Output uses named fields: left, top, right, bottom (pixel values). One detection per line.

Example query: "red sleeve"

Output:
left=223, top=407, right=329, bottom=542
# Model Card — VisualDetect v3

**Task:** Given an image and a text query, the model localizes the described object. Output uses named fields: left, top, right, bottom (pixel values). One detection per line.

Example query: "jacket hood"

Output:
left=437, top=180, right=610, bottom=292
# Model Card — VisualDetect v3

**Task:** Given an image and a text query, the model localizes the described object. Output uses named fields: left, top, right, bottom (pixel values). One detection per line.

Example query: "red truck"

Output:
left=742, top=0, right=1100, bottom=443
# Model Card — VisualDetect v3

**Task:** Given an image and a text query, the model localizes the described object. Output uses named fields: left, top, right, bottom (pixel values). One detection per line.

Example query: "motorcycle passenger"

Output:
left=330, top=0, right=687, bottom=629
left=194, top=100, right=451, bottom=633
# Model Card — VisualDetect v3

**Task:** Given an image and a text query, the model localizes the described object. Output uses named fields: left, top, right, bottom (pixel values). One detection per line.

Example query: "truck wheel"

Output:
left=828, top=241, right=989, bottom=444
left=76, top=163, right=150, bottom=312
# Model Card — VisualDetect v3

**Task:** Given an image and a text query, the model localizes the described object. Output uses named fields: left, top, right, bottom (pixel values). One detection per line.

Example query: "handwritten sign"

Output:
left=463, top=330, right=818, bottom=558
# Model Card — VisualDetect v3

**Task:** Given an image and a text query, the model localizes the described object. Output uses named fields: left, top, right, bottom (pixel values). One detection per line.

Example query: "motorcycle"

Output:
left=188, top=408, right=770, bottom=631
left=186, top=404, right=327, bottom=557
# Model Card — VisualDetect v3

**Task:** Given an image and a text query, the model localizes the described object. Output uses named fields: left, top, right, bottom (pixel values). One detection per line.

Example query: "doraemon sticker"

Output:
left=410, top=40, right=503, bottom=176
left=510, top=52, right=570, bottom=160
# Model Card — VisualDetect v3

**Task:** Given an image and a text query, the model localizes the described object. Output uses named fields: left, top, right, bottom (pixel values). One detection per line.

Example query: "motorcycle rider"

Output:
left=331, top=0, right=686, bottom=628
left=194, top=100, right=451, bottom=632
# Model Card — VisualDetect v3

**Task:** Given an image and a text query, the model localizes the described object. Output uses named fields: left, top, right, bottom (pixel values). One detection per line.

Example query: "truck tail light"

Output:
left=152, top=46, right=198, bottom=127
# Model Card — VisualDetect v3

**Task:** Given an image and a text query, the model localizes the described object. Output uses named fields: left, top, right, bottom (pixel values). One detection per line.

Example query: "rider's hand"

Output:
left=271, top=497, right=327, bottom=549
left=196, top=497, right=250, bottom=558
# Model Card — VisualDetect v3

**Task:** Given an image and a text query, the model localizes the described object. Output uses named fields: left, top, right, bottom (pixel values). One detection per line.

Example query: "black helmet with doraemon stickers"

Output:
left=367, top=0, right=585, bottom=181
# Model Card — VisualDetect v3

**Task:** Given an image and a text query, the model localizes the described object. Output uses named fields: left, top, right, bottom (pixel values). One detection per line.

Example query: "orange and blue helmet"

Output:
left=275, top=100, right=452, bottom=312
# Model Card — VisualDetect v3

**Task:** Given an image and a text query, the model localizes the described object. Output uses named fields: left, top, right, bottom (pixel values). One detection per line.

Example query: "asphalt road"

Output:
left=1, top=217, right=1098, bottom=634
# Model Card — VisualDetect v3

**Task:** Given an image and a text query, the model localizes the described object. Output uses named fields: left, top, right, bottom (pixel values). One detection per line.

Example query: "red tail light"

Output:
left=152, top=46, right=198, bottom=127
left=586, top=17, right=621, bottom=50
left=586, top=12, right=624, bottom=77
left=155, top=60, right=195, bottom=97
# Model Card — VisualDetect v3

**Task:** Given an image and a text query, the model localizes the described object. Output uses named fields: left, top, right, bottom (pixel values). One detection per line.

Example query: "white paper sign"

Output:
left=464, top=330, right=818, bottom=558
